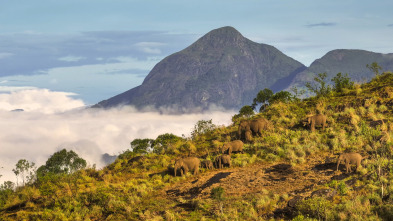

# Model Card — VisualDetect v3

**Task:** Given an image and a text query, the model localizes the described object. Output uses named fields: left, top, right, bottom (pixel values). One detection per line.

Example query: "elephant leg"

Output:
left=356, top=161, right=360, bottom=172
left=345, top=162, right=349, bottom=173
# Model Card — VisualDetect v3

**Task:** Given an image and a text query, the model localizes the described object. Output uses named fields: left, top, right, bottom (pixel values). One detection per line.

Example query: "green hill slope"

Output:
left=2, top=73, right=393, bottom=220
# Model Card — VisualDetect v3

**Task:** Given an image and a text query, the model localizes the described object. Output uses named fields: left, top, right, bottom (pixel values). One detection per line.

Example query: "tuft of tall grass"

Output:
left=231, top=154, right=257, bottom=167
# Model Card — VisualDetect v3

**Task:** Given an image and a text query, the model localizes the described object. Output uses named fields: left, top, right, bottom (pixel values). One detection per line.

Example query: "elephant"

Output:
left=238, top=118, right=271, bottom=139
left=174, top=157, right=200, bottom=176
left=221, top=140, right=244, bottom=155
left=215, top=154, right=231, bottom=169
left=244, top=129, right=253, bottom=143
left=336, top=152, right=362, bottom=173
left=201, top=160, right=214, bottom=170
left=304, top=114, right=327, bottom=132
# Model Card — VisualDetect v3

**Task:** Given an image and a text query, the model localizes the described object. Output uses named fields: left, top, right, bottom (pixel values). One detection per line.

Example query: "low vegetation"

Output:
left=1, top=66, right=393, bottom=220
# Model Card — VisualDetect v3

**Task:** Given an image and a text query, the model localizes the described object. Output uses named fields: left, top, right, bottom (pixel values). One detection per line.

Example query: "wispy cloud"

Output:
left=58, top=56, right=86, bottom=62
left=0, top=31, right=196, bottom=77
left=306, top=22, right=337, bottom=28
left=134, top=42, right=166, bottom=54
left=388, top=24, right=393, bottom=27
left=0, top=53, right=13, bottom=59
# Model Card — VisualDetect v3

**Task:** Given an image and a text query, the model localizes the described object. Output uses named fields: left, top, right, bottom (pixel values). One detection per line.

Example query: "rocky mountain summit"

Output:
left=95, top=26, right=306, bottom=112
left=95, top=26, right=393, bottom=112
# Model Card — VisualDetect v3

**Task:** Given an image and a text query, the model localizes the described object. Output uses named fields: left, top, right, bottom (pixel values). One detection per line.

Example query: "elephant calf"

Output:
left=222, top=140, right=244, bottom=155
left=336, top=152, right=362, bottom=173
left=201, top=160, right=214, bottom=170
left=215, top=154, right=231, bottom=169
left=244, top=129, right=253, bottom=143
left=174, top=157, right=200, bottom=176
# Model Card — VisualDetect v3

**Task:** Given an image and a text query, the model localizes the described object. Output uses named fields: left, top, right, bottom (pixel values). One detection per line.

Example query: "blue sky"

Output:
left=1, top=0, right=393, bottom=105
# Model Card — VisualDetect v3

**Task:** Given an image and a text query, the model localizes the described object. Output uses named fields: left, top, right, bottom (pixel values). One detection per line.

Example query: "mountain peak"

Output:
left=188, top=26, right=247, bottom=50
left=95, top=27, right=305, bottom=112
left=207, top=26, right=242, bottom=36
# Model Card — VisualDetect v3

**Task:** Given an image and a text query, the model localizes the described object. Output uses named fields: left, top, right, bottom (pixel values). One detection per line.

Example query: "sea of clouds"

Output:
left=0, top=88, right=235, bottom=183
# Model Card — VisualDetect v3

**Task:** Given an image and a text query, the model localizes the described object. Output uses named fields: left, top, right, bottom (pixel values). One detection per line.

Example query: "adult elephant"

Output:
left=221, top=140, right=244, bottom=155
left=304, top=114, right=327, bottom=132
left=214, top=154, right=231, bottom=169
left=238, top=118, right=271, bottom=139
left=174, top=157, right=200, bottom=176
left=336, top=152, right=362, bottom=173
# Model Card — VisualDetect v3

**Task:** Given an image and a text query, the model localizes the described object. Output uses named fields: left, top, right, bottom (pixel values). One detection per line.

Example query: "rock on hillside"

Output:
left=287, top=49, right=393, bottom=90
left=95, top=26, right=306, bottom=112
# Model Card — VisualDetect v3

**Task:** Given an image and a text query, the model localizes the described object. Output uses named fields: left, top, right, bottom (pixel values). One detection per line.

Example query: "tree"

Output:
left=238, top=105, right=254, bottom=118
left=130, top=138, right=154, bottom=154
left=191, top=119, right=216, bottom=140
left=305, top=73, right=332, bottom=97
left=252, top=88, right=273, bottom=112
left=12, top=159, right=35, bottom=186
left=151, top=133, right=182, bottom=154
left=291, top=86, right=306, bottom=101
left=269, top=91, right=294, bottom=104
left=0, top=181, right=15, bottom=208
left=38, top=149, right=87, bottom=176
left=331, top=72, right=354, bottom=93
left=367, top=62, right=382, bottom=77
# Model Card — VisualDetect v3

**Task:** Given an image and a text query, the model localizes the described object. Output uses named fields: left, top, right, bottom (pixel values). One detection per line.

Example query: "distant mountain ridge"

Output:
left=95, top=26, right=306, bottom=111
left=95, top=27, right=393, bottom=112
left=287, top=49, right=393, bottom=90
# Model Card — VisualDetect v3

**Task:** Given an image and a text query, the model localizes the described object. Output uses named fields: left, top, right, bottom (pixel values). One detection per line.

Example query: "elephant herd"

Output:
left=173, top=113, right=363, bottom=176
left=173, top=140, right=244, bottom=176
left=238, top=114, right=327, bottom=142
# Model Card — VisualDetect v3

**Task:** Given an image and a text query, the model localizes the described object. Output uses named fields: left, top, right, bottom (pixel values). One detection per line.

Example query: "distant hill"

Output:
left=95, top=26, right=306, bottom=112
left=287, top=49, right=393, bottom=90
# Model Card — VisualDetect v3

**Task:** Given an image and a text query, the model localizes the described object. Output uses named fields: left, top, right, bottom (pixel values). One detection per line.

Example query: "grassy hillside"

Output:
left=2, top=72, right=393, bottom=220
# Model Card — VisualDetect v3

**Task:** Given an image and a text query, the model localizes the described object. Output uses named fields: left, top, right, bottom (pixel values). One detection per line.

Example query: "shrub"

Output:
left=305, top=73, right=332, bottom=97
left=331, top=73, right=354, bottom=93
left=338, top=181, right=348, bottom=196
left=296, top=197, right=334, bottom=220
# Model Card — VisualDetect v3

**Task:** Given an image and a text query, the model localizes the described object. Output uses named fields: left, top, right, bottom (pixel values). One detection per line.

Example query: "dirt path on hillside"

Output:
left=161, top=153, right=352, bottom=217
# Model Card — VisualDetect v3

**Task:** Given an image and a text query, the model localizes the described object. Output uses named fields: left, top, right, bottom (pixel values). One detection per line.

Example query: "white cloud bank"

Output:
left=0, top=89, right=236, bottom=183
left=0, top=88, right=85, bottom=113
